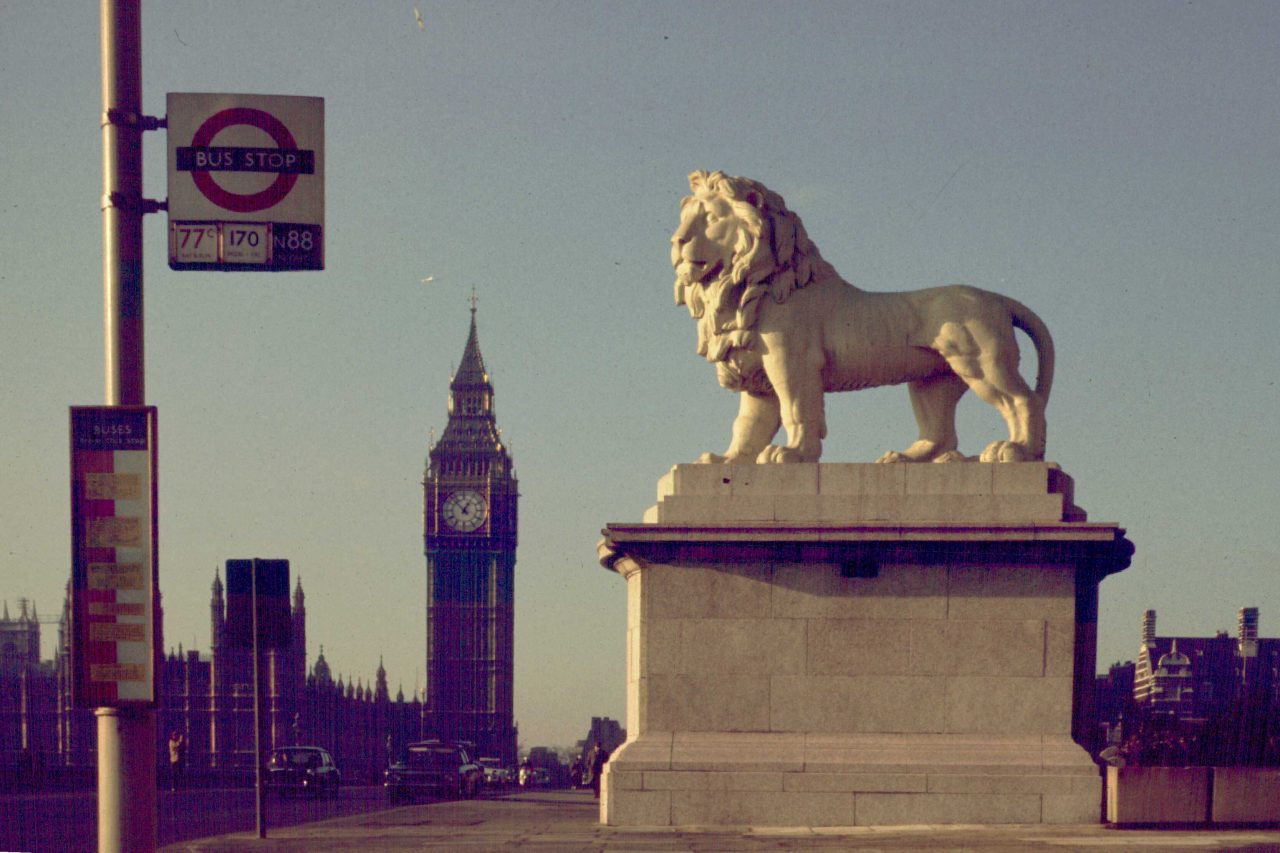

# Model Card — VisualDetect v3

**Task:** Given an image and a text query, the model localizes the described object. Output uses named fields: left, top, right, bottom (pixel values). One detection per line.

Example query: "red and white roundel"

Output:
left=189, top=107, right=300, bottom=212
left=167, top=93, right=324, bottom=224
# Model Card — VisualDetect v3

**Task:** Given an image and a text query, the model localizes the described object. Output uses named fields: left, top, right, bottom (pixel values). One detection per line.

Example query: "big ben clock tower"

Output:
left=423, top=299, right=518, bottom=765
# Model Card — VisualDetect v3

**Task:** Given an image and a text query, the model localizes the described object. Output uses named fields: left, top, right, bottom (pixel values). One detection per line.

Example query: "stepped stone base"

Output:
left=604, top=732, right=1099, bottom=826
left=598, top=463, right=1133, bottom=827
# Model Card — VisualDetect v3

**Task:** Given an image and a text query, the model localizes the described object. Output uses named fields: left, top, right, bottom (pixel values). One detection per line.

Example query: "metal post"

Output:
left=253, top=559, right=267, bottom=838
left=102, top=0, right=145, bottom=406
left=95, top=709, right=123, bottom=850
left=99, top=1, right=154, bottom=851
left=96, top=707, right=155, bottom=853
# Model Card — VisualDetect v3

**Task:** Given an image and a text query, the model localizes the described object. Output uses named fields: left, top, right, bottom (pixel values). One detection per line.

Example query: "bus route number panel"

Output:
left=169, top=221, right=322, bottom=271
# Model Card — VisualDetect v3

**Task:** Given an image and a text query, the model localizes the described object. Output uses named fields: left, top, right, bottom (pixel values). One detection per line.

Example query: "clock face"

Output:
left=442, top=490, right=487, bottom=532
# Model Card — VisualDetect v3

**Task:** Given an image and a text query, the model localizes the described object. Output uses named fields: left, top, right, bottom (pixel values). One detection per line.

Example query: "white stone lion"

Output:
left=672, top=170, right=1055, bottom=464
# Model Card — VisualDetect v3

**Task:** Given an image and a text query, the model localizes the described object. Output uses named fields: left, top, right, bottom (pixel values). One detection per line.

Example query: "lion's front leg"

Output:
left=698, top=391, right=781, bottom=463
left=755, top=352, right=826, bottom=463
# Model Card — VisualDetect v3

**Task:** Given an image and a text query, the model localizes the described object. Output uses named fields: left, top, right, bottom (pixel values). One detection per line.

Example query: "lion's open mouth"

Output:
left=681, top=259, right=721, bottom=282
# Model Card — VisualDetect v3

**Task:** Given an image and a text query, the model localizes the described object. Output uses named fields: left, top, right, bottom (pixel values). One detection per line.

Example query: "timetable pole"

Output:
left=103, top=0, right=145, bottom=406
left=253, top=559, right=268, bottom=838
left=99, top=2, right=155, bottom=852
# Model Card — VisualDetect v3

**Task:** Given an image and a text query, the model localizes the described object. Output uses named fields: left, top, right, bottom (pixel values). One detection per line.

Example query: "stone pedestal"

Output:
left=597, top=463, right=1132, bottom=827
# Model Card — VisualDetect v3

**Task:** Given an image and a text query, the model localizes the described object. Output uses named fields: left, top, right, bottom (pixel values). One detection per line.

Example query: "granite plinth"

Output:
left=642, top=461, right=1086, bottom=525
left=598, top=463, right=1132, bottom=827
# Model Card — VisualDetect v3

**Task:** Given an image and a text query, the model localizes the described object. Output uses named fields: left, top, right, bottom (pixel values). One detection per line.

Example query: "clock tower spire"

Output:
left=422, top=299, right=518, bottom=765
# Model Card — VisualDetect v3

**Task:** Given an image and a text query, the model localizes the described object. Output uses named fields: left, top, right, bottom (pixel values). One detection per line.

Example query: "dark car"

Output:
left=266, top=746, right=340, bottom=797
left=384, top=740, right=482, bottom=803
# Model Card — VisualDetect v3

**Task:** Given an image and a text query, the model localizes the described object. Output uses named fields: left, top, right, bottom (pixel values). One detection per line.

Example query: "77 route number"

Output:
left=171, top=223, right=218, bottom=263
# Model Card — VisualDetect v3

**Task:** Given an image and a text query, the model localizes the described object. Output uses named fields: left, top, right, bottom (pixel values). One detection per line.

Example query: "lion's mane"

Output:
left=674, top=171, right=834, bottom=378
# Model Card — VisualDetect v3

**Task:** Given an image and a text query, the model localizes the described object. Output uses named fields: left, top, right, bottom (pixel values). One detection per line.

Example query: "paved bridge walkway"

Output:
left=160, top=788, right=1280, bottom=852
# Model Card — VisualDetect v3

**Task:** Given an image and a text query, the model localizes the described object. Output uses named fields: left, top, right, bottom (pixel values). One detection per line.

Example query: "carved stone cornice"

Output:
left=599, top=520, right=1133, bottom=582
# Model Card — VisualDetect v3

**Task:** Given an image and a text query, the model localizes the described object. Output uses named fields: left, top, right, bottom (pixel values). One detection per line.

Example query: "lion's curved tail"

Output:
left=1005, top=296, right=1055, bottom=403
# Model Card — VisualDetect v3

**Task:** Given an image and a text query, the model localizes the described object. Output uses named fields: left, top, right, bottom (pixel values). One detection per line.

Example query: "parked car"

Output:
left=266, top=746, right=340, bottom=797
left=477, top=757, right=510, bottom=787
left=384, top=740, right=482, bottom=803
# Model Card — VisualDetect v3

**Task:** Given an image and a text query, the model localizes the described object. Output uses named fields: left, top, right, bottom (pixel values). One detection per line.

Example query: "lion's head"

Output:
left=671, top=171, right=831, bottom=372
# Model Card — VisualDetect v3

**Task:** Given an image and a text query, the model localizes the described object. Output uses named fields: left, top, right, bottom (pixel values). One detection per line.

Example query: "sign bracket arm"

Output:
left=103, top=193, right=167, bottom=215
left=99, top=110, right=166, bottom=215
left=103, top=109, right=166, bottom=131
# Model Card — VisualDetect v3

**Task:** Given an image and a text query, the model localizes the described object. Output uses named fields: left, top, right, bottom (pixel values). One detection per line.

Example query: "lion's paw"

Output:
left=878, top=440, right=963, bottom=463
left=696, top=452, right=729, bottom=464
left=757, top=445, right=807, bottom=464
left=979, top=441, right=1033, bottom=463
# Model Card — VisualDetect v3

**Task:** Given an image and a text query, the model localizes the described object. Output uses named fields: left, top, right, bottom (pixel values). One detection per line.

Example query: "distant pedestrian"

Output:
left=168, top=730, right=186, bottom=791
left=588, top=741, right=610, bottom=799
left=570, top=759, right=584, bottom=788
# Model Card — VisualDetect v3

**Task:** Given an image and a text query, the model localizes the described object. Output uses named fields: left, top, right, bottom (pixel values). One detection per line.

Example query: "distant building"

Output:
left=1133, top=608, right=1279, bottom=721
left=4, top=311, right=528, bottom=786
left=576, top=716, right=626, bottom=767
left=0, top=599, right=41, bottom=672
left=0, top=600, right=58, bottom=786
left=1096, top=607, right=1280, bottom=766
left=1, top=581, right=420, bottom=788
left=525, top=745, right=561, bottom=769
left=422, top=303, right=519, bottom=766
left=1095, top=660, right=1136, bottom=749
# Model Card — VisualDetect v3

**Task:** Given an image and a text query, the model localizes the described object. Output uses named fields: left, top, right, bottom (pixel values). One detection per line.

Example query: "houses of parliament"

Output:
left=0, top=308, right=518, bottom=784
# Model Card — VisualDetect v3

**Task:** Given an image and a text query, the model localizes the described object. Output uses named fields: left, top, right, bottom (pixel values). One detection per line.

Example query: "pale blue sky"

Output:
left=3, top=2, right=1278, bottom=749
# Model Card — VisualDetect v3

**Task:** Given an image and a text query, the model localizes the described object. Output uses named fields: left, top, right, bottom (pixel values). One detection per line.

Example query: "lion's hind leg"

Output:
left=877, top=373, right=968, bottom=463
left=954, top=356, right=1046, bottom=463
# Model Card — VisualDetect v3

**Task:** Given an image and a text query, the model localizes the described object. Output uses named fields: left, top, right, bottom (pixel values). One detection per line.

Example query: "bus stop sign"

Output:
left=168, top=93, right=324, bottom=271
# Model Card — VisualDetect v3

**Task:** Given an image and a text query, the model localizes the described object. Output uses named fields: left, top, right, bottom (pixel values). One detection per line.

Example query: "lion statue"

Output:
left=672, top=170, right=1054, bottom=464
